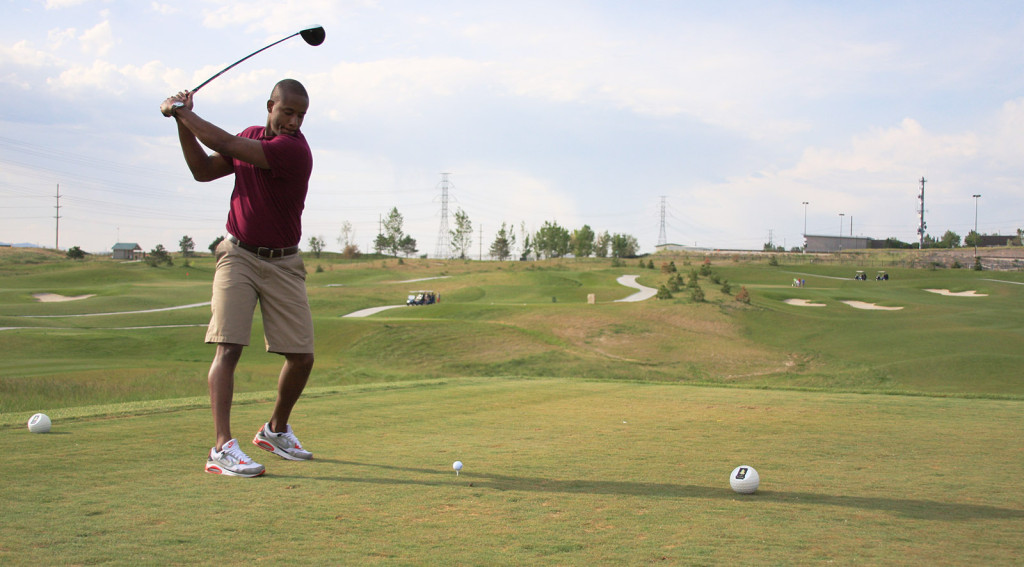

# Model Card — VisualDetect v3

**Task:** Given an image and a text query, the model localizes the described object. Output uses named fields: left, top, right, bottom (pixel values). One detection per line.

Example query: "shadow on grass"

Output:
left=285, top=459, right=1024, bottom=521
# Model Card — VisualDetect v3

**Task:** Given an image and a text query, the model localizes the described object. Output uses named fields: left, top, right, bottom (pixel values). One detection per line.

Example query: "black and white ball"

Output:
left=730, top=465, right=759, bottom=494
left=28, top=413, right=51, bottom=433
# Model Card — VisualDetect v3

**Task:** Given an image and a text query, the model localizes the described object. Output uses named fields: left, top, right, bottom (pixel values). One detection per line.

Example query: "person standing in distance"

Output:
left=161, top=79, right=315, bottom=477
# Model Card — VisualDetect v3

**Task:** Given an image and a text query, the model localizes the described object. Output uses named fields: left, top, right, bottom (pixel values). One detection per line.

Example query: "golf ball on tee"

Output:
left=453, top=461, right=463, bottom=472
left=730, top=465, right=759, bottom=494
left=28, top=413, right=51, bottom=433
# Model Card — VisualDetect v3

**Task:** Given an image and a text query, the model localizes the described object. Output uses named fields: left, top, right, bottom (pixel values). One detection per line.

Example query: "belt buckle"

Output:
left=256, top=246, right=276, bottom=258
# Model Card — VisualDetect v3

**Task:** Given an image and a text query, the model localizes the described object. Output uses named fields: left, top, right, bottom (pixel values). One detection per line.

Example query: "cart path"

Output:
left=614, top=275, right=658, bottom=302
left=18, top=302, right=211, bottom=318
left=343, top=305, right=406, bottom=318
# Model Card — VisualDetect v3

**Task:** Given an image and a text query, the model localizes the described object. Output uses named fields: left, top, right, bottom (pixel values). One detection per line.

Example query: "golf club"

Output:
left=191, top=25, right=326, bottom=93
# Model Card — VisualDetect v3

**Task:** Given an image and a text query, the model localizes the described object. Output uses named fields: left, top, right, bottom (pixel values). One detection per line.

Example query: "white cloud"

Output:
left=44, top=0, right=91, bottom=8
left=79, top=20, right=116, bottom=57
left=150, top=2, right=178, bottom=16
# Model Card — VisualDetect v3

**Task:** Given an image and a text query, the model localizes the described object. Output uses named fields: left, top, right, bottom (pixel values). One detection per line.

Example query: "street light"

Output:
left=802, top=201, right=809, bottom=252
left=838, top=213, right=844, bottom=252
left=972, top=194, right=981, bottom=259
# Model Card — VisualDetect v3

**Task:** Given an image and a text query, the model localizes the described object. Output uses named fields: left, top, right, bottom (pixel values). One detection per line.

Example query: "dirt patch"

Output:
left=924, top=289, right=988, bottom=297
left=33, top=293, right=96, bottom=302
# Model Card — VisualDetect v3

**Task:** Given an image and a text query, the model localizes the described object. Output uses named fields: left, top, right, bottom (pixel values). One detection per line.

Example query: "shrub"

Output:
left=690, top=286, right=705, bottom=302
left=735, top=286, right=750, bottom=304
left=721, top=280, right=732, bottom=295
left=656, top=285, right=673, bottom=300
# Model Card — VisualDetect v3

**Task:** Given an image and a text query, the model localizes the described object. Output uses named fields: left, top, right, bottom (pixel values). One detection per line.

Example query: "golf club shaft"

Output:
left=192, top=32, right=302, bottom=93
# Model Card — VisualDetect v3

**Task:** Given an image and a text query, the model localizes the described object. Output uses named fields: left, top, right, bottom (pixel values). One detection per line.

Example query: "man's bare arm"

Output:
left=161, top=91, right=270, bottom=177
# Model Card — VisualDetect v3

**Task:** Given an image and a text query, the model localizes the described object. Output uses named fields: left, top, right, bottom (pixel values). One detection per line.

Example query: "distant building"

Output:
left=804, top=234, right=1019, bottom=252
left=977, top=234, right=1021, bottom=247
left=112, top=242, right=143, bottom=260
left=655, top=243, right=712, bottom=253
left=803, top=235, right=872, bottom=253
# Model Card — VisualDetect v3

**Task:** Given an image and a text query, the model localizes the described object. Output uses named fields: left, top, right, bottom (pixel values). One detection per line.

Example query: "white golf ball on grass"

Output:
left=730, top=465, right=759, bottom=494
left=453, top=461, right=463, bottom=475
left=28, top=413, right=51, bottom=433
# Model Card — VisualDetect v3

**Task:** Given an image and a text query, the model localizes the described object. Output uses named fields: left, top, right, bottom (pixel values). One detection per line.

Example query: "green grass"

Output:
left=1, top=248, right=1023, bottom=563
left=2, top=379, right=1021, bottom=564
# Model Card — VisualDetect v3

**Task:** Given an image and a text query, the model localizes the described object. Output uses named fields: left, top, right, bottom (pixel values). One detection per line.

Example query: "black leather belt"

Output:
left=228, top=236, right=299, bottom=259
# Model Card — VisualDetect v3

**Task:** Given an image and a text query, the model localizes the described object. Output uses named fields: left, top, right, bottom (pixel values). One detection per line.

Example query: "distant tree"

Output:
left=595, top=231, right=611, bottom=258
left=609, top=233, right=639, bottom=258
left=337, top=220, right=356, bottom=250
left=146, top=244, right=173, bottom=267
left=964, top=230, right=980, bottom=249
left=399, top=235, right=418, bottom=257
left=66, top=246, right=85, bottom=260
left=307, top=235, right=325, bottom=258
left=687, top=269, right=700, bottom=288
left=571, top=225, right=595, bottom=258
left=535, top=221, right=571, bottom=258
left=373, top=233, right=388, bottom=254
left=450, top=208, right=473, bottom=259
left=179, top=235, right=195, bottom=257
left=490, top=222, right=515, bottom=261
left=720, top=280, right=732, bottom=295
left=883, top=237, right=914, bottom=249
left=381, top=207, right=409, bottom=256
left=209, top=236, right=224, bottom=253
left=938, top=230, right=961, bottom=248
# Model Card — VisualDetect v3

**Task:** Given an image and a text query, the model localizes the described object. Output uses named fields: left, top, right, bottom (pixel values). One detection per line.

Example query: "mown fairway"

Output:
left=3, top=380, right=1023, bottom=564
left=1, top=248, right=1023, bottom=564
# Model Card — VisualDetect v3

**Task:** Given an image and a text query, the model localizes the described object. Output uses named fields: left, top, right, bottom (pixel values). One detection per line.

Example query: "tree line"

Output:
left=348, top=207, right=640, bottom=261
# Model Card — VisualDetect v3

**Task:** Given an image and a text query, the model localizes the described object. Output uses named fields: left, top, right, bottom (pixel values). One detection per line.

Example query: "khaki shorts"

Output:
left=205, top=238, right=314, bottom=354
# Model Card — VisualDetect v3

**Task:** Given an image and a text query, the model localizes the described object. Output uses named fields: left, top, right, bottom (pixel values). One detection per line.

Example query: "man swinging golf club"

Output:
left=160, top=79, right=315, bottom=477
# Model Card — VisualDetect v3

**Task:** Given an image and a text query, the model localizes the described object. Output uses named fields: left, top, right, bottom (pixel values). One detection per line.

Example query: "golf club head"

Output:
left=300, top=26, right=326, bottom=46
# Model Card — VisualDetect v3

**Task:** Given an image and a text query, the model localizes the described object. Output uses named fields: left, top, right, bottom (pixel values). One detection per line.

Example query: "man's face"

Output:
left=266, top=91, right=308, bottom=137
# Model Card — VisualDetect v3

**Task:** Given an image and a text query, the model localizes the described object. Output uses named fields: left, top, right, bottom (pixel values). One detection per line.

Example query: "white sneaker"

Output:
left=205, top=439, right=266, bottom=477
left=253, top=423, right=313, bottom=461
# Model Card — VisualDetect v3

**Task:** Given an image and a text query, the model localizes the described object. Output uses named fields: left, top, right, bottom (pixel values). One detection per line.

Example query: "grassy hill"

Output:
left=2, top=247, right=1022, bottom=416
left=2, top=247, right=1022, bottom=564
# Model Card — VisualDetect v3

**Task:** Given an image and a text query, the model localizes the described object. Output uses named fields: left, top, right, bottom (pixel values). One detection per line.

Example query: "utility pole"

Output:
left=802, top=201, right=809, bottom=252
left=838, top=213, right=844, bottom=252
left=973, top=194, right=981, bottom=260
left=435, top=173, right=452, bottom=259
left=917, top=177, right=927, bottom=249
left=657, top=196, right=667, bottom=246
left=54, top=184, right=62, bottom=250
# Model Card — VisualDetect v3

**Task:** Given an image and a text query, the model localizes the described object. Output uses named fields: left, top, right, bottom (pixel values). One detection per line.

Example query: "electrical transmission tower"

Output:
left=434, top=173, right=452, bottom=258
left=916, top=177, right=927, bottom=249
left=657, top=196, right=667, bottom=246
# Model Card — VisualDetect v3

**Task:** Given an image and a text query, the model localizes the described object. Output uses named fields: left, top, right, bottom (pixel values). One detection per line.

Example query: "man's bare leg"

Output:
left=208, top=343, right=244, bottom=451
left=268, top=353, right=314, bottom=432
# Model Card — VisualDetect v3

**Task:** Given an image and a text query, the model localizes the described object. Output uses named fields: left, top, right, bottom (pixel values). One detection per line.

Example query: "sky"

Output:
left=2, top=0, right=1023, bottom=256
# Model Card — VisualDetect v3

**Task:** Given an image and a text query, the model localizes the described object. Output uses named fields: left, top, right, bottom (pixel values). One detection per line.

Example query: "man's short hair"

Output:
left=271, top=79, right=308, bottom=101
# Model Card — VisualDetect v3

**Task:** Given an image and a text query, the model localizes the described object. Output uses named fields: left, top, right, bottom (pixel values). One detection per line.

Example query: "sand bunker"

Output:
left=924, top=289, right=988, bottom=297
left=783, top=299, right=827, bottom=307
left=33, top=293, right=95, bottom=302
left=841, top=300, right=903, bottom=311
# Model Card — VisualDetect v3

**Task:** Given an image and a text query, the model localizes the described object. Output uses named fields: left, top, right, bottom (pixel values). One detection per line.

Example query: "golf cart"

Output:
left=854, top=270, right=867, bottom=281
left=406, top=290, right=439, bottom=306
left=876, top=271, right=889, bottom=281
